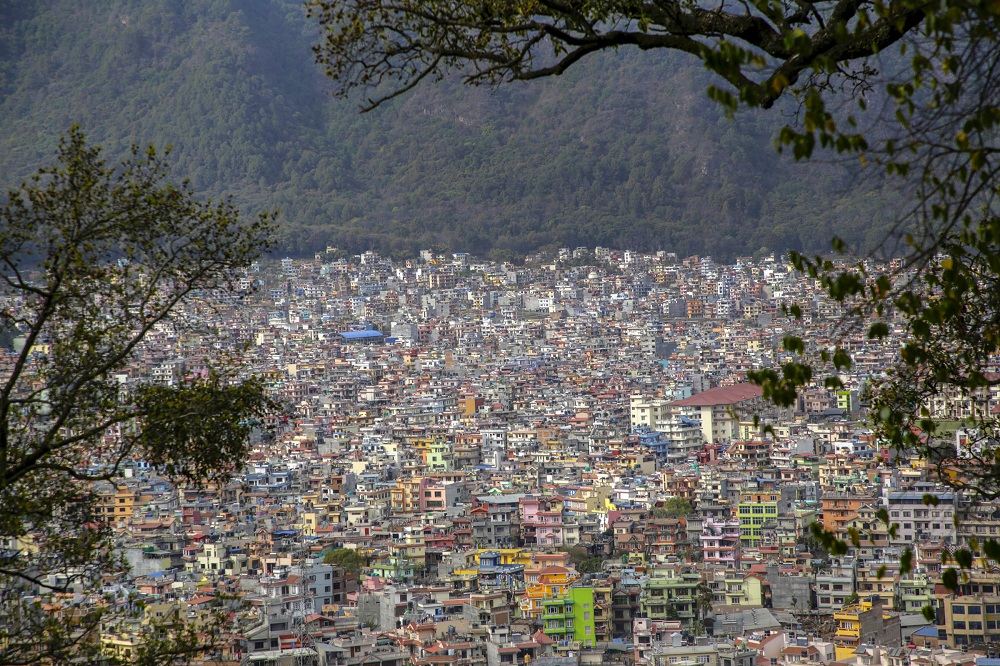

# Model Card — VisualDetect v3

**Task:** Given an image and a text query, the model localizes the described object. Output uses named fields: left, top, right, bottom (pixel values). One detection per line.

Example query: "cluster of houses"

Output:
left=4, top=248, right=1000, bottom=666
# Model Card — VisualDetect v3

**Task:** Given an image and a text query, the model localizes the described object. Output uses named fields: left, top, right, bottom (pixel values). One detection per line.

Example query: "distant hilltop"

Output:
left=0, top=1, right=901, bottom=259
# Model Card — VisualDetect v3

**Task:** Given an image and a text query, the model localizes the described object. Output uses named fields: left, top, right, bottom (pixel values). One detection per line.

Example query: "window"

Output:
left=954, top=621, right=966, bottom=630
left=970, top=621, right=983, bottom=631
left=969, top=606, right=982, bottom=614
left=954, top=606, right=966, bottom=615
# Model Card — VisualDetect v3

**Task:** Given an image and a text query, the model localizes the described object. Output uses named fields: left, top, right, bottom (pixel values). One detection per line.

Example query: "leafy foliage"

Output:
left=652, top=497, right=694, bottom=518
left=323, top=548, right=367, bottom=575
left=0, top=127, right=274, bottom=663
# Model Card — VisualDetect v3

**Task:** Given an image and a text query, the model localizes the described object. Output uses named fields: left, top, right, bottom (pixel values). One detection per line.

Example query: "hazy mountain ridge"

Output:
left=0, top=0, right=900, bottom=259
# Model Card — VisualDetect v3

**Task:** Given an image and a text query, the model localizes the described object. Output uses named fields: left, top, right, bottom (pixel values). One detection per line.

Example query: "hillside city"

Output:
left=3, top=247, right=994, bottom=666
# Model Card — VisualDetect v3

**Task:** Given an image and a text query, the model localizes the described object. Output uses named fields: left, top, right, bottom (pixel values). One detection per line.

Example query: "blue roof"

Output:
left=339, top=330, right=384, bottom=339
left=912, top=626, right=939, bottom=637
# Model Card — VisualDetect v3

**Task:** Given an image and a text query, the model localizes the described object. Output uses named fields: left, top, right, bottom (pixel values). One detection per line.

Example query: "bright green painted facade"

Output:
left=542, top=587, right=596, bottom=645
left=737, top=493, right=779, bottom=547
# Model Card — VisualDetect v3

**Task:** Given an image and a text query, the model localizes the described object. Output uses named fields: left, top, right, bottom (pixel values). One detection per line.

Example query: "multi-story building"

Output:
left=898, top=572, right=934, bottom=615
left=886, top=488, right=957, bottom=545
left=701, top=517, right=741, bottom=567
left=665, top=384, right=767, bottom=444
left=832, top=596, right=900, bottom=660
left=541, top=586, right=597, bottom=647
left=612, top=580, right=643, bottom=638
left=471, top=494, right=523, bottom=548
left=519, top=565, right=579, bottom=619
left=818, top=492, right=872, bottom=534
left=855, top=559, right=900, bottom=611
left=520, top=495, right=565, bottom=547
left=592, top=578, right=614, bottom=642
left=93, top=484, right=139, bottom=526
left=641, top=567, right=703, bottom=622
left=934, top=571, right=1000, bottom=647
left=815, top=556, right=856, bottom=611
left=737, top=490, right=779, bottom=548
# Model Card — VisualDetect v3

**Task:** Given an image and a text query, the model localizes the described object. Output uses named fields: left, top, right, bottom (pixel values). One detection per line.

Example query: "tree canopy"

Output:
left=308, top=0, right=1000, bottom=254
left=324, top=548, right=367, bottom=575
left=0, top=127, right=275, bottom=663
left=652, top=497, right=695, bottom=518
left=310, top=0, right=924, bottom=110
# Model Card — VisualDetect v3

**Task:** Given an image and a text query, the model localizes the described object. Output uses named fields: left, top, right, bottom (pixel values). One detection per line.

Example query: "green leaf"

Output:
left=922, top=605, right=936, bottom=622
left=900, top=549, right=913, bottom=575
left=943, top=568, right=958, bottom=592
left=868, top=322, right=890, bottom=339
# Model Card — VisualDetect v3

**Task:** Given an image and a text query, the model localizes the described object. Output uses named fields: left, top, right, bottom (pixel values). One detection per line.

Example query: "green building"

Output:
left=542, top=586, right=596, bottom=647
left=899, top=573, right=934, bottom=614
left=737, top=490, right=779, bottom=548
left=836, top=389, right=856, bottom=413
left=369, top=555, right=416, bottom=582
left=640, top=567, right=702, bottom=622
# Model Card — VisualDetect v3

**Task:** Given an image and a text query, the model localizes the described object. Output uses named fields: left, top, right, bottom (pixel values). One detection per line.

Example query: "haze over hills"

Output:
left=0, top=0, right=903, bottom=260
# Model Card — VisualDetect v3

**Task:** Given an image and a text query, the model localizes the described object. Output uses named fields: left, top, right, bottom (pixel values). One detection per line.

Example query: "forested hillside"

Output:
left=0, top=0, right=901, bottom=259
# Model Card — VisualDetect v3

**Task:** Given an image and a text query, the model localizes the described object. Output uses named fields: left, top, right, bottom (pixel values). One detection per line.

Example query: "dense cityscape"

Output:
left=3, top=246, right=993, bottom=665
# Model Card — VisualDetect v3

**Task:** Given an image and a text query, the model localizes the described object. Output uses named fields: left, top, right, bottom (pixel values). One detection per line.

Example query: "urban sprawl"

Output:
left=4, top=247, right=995, bottom=666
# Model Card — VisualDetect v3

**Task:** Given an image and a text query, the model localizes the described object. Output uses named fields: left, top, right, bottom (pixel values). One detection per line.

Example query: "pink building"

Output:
left=701, top=517, right=741, bottom=566
left=520, top=495, right=565, bottom=547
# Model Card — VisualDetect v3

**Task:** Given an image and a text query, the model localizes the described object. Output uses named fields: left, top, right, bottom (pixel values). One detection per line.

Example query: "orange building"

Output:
left=818, top=492, right=872, bottom=533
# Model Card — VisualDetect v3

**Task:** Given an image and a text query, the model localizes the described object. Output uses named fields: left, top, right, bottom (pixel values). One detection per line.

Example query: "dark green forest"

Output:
left=0, top=0, right=903, bottom=260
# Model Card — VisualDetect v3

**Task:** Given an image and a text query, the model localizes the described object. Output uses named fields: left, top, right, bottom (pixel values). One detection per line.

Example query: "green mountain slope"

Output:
left=0, top=0, right=901, bottom=259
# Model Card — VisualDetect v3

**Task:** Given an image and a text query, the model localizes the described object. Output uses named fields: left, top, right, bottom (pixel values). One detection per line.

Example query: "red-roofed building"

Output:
left=667, top=383, right=767, bottom=443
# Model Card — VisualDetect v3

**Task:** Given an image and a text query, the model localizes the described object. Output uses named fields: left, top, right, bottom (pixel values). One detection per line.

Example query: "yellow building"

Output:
left=934, top=571, right=1000, bottom=647
left=856, top=560, right=900, bottom=610
left=833, top=597, right=900, bottom=660
left=519, top=565, right=579, bottom=618
left=390, top=476, right=425, bottom=515
left=94, top=484, right=138, bottom=526
left=477, top=548, right=534, bottom=568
